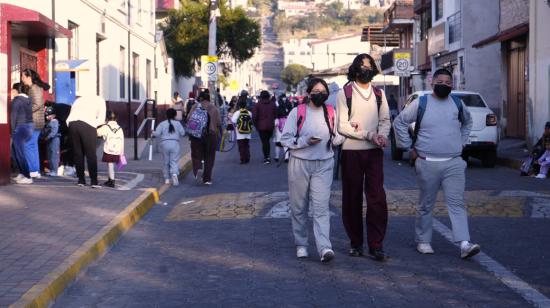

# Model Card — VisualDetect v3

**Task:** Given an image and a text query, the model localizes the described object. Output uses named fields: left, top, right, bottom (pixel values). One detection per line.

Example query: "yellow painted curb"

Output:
left=9, top=154, right=192, bottom=308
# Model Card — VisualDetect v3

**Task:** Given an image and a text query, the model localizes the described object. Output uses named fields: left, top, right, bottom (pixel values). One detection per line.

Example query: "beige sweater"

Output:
left=336, top=82, right=391, bottom=150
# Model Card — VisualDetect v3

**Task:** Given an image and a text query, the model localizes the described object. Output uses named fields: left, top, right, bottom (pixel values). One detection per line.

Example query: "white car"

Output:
left=390, top=90, right=499, bottom=167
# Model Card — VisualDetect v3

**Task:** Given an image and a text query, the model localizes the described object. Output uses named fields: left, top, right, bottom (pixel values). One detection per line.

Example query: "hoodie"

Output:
left=252, top=98, right=277, bottom=131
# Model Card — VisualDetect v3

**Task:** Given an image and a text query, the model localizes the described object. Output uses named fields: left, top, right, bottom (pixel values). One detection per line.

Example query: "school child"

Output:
left=43, top=107, right=60, bottom=176
left=231, top=99, right=253, bottom=164
left=536, top=135, right=550, bottom=179
left=97, top=111, right=124, bottom=188
left=153, top=108, right=185, bottom=186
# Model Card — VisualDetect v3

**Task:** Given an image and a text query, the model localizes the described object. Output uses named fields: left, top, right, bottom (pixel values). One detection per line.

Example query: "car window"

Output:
left=452, top=94, right=486, bottom=108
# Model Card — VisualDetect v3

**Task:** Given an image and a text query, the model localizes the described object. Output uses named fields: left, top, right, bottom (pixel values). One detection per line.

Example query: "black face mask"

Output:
left=310, top=93, right=329, bottom=107
left=433, top=84, right=452, bottom=98
left=357, top=69, right=375, bottom=83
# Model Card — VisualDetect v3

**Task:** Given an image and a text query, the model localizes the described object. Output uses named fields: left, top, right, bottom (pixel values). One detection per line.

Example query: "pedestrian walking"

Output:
left=153, top=108, right=185, bottom=186
left=171, top=91, right=184, bottom=122
left=187, top=89, right=222, bottom=185
left=42, top=107, right=61, bottom=177
left=231, top=98, right=253, bottom=164
left=97, top=111, right=125, bottom=188
left=66, top=95, right=107, bottom=188
left=274, top=95, right=292, bottom=163
left=252, top=90, right=277, bottom=164
left=281, top=78, right=344, bottom=262
left=393, top=68, right=480, bottom=259
left=337, top=53, right=391, bottom=261
left=21, top=68, right=50, bottom=178
left=10, top=82, right=34, bottom=184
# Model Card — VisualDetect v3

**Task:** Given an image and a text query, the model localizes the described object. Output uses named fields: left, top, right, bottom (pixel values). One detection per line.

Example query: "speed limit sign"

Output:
left=201, top=55, right=218, bottom=82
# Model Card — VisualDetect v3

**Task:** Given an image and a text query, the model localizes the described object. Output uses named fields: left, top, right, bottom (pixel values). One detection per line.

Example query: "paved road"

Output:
left=260, top=16, right=285, bottom=94
left=53, top=136, right=550, bottom=307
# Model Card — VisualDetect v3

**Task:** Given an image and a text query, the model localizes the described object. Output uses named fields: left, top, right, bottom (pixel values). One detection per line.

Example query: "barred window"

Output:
left=448, top=11, right=462, bottom=44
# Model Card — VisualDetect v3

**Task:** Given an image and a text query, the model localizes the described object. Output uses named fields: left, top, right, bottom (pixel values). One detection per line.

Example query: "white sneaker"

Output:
left=64, top=166, right=76, bottom=177
left=15, top=177, right=33, bottom=184
left=296, top=246, right=308, bottom=259
left=57, top=166, right=64, bottom=176
left=536, top=174, right=547, bottom=179
left=164, top=179, right=170, bottom=185
left=320, top=248, right=334, bottom=263
left=12, top=174, right=25, bottom=182
left=460, top=242, right=481, bottom=259
left=416, top=243, right=435, bottom=254
left=203, top=181, right=212, bottom=185
left=172, top=174, right=179, bottom=186
left=29, top=171, right=41, bottom=178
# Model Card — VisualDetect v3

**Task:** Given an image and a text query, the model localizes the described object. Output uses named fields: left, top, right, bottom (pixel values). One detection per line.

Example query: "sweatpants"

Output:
left=69, top=120, right=98, bottom=185
left=47, top=137, right=60, bottom=173
left=258, top=129, right=273, bottom=159
left=190, top=134, right=218, bottom=183
left=415, top=157, right=470, bottom=243
left=12, top=123, right=34, bottom=178
left=341, top=149, right=388, bottom=250
left=288, top=156, right=334, bottom=257
left=237, top=139, right=250, bottom=163
left=24, top=130, right=41, bottom=173
left=160, top=140, right=181, bottom=180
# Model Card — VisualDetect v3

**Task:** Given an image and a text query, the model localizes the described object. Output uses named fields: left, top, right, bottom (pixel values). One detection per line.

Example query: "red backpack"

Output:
left=296, top=103, right=335, bottom=137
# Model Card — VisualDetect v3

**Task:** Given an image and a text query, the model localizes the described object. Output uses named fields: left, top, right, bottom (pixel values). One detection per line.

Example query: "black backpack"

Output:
left=236, top=109, right=253, bottom=134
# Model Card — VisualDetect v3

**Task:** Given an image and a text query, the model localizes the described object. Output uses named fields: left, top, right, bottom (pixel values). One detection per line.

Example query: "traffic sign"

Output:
left=201, top=55, right=218, bottom=82
left=394, top=52, right=412, bottom=77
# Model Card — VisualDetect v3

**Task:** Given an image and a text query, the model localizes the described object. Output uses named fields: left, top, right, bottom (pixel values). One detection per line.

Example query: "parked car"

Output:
left=390, top=91, right=499, bottom=167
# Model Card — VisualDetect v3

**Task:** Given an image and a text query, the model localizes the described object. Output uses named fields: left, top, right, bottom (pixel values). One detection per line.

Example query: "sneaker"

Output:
left=204, top=181, right=212, bottom=185
left=536, top=174, right=547, bottom=179
left=29, top=171, right=41, bottom=179
left=263, top=158, right=271, bottom=165
left=164, top=179, right=170, bottom=185
left=12, top=174, right=25, bottom=182
left=64, top=167, right=76, bottom=177
left=172, top=174, right=179, bottom=186
left=296, top=246, right=308, bottom=259
left=15, top=177, right=33, bottom=184
left=103, top=179, right=115, bottom=188
left=46, top=171, right=57, bottom=177
left=76, top=181, right=86, bottom=187
left=348, top=247, right=363, bottom=257
left=460, top=243, right=481, bottom=259
left=91, top=183, right=102, bottom=189
left=320, top=249, right=335, bottom=263
left=416, top=243, right=435, bottom=254
left=368, top=248, right=389, bottom=262
left=57, top=165, right=64, bottom=176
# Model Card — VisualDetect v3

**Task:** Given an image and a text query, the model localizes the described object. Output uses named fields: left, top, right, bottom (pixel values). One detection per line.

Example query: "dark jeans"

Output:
left=237, top=139, right=250, bottom=163
left=258, top=129, right=273, bottom=159
left=190, top=134, right=218, bottom=182
left=341, top=148, right=388, bottom=250
left=12, top=123, right=34, bottom=178
left=69, top=120, right=98, bottom=185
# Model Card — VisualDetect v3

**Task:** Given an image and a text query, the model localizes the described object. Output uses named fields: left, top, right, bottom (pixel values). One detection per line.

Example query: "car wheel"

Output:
left=481, top=149, right=497, bottom=168
left=390, top=130, right=403, bottom=161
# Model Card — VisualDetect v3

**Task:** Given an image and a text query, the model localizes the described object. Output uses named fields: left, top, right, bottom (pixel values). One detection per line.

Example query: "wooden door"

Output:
left=506, top=45, right=527, bottom=138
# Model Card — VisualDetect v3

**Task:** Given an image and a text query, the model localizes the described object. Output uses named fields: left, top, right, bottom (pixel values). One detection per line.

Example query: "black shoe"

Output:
left=274, top=158, right=279, bottom=162
left=284, top=159, right=289, bottom=163
left=348, top=247, right=363, bottom=257
left=103, top=179, right=115, bottom=188
left=368, top=248, right=389, bottom=262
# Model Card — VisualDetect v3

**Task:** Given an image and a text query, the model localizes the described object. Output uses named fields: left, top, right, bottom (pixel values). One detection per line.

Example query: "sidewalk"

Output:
left=497, top=138, right=529, bottom=170
left=0, top=138, right=191, bottom=307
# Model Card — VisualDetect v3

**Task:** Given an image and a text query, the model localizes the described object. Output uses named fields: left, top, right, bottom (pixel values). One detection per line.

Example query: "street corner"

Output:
left=165, top=191, right=289, bottom=221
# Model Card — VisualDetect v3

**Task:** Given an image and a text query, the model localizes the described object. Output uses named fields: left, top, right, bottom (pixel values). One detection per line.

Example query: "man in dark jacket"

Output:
left=252, top=90, right=277, bottom=164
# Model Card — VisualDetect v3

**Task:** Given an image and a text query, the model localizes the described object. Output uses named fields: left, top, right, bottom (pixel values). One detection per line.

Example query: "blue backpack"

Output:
left=412, top=94, right=464, bottom=147
left=186, top=106, right=209, bottom=139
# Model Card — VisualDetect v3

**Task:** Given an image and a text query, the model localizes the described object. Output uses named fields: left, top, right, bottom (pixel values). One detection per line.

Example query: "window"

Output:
left=119, top=47, right=126, bottom=98
left=300, top=51, right=305, bottom=55
left=132, top=53, right=139, bottom=100
left=448, top=11, right=462, bottom=44
left=68, top=21, right=79, bottom=60
left=288, top=51, right=295, bottom=55
left=146, top=59, right=151, bottom=99
left=420, top=10, right=431, bottom=40
left=435, top=0, right=443, bottom=20
left=137, top=0, right=142, bottom=24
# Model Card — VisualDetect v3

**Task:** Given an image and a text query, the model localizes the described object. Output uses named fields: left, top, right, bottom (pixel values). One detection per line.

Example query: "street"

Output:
left=53, top=136, right=550, bottom=307
left=260, top=16, right=285, bottom=93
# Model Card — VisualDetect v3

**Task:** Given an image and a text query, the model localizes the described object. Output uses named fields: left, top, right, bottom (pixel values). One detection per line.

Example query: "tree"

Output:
left=162, top=0, right=261, bottom=77
left=280, top=64, right=311, bottom=91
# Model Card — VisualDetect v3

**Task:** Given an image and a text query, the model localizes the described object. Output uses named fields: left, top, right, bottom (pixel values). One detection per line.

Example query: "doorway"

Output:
left=505, top=38, right=527, bottom=138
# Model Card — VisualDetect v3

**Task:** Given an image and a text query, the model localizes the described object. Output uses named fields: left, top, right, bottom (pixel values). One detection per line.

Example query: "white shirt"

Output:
left=231, top=109, right=253, bottom=140
left=67, top=96, right=107, bottom=128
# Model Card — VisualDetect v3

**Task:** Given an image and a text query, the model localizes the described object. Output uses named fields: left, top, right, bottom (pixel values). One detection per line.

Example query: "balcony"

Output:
left=383, top=0, right=415, bottom=33
left=361, top=25, right=400, bottom=47
left=381, top=48, right=413, bottom=74
left=415, top=38, right=430, bottom=70
left=413, top=0, right=430, bottom=14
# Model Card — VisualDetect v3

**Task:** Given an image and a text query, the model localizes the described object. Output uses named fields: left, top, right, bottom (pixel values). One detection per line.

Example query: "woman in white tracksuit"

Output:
left=281, top=77, right=345, bottom=263
left=153, top=108, right=185, bottom=186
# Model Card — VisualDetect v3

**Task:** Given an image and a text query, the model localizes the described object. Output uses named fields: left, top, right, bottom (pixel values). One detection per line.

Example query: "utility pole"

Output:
left=208, top=0, right=219, bottom=105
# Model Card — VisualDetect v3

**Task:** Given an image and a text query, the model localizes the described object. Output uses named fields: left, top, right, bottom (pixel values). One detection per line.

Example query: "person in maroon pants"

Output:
left=336, top=54, right=391, bottom=261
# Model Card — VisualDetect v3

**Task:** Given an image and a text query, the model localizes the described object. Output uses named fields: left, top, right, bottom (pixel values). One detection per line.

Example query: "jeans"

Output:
left=47, top=137, right=60, bottom=174
left=24, top=130, right=41, bottom=173
left=258, top=129, right=273, bottom=159
left=12, top=124, right=34, bottom=178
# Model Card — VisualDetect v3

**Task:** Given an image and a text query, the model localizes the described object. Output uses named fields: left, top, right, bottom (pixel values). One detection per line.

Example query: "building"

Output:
left=309, top=34, right=372, bottom=71
left=277, top=1, right=310, bottom=17
left=314, top=0, right=364, bottom=10
left=369, top=0, right=395, bottom=8
left=0, top=0, right=173, bottom=185
left=472, top=0, right=529, bottom=140
left=283, top=39, right=317, bottom=69
left=228, top=0, right=248, bottom=9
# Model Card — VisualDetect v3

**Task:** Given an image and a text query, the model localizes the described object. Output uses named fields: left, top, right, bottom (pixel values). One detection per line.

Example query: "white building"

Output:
left=283, top=39, right=318, bottom=69
left=308, top=35, right=371, bottom=71
left=277, top=1, right=310, bottom=17
left=315, top=0, right=364, bottom=10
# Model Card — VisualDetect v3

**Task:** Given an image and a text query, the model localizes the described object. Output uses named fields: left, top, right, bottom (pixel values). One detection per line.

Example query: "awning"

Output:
left=1, top=4, right=72, bottom=38
left=55, top=60, right=89, bottom=72
left=472, top=22, right=528, bottom=49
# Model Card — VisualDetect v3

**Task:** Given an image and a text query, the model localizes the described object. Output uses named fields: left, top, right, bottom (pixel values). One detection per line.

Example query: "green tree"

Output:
left=280, top=64, right=311, bottom=90
left=162, top=0, right=261, bottom=77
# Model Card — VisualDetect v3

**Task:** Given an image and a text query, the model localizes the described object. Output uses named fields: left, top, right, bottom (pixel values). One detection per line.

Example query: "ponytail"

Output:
left=22, top=69, right=50, bottom=91
left=168, top=119, right=175, bottom=134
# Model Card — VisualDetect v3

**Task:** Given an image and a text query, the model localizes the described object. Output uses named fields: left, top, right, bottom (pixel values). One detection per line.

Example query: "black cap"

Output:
left=546, top=121, right=550, bottom=129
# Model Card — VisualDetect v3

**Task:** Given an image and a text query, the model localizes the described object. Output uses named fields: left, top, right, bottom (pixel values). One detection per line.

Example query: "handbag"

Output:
left=117, top=154, right=127, bottom=171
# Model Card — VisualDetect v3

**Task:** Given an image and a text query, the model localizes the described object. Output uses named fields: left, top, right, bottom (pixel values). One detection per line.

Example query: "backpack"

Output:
left=412, top=94, right=464, bottom=147
left=185, top=98, right=196, bottom=117
left=236, top=109, right=253, bottom=134
left=296, top=104, right=335, bottom=137
left=105, top=125, right=124, bottom=154
left=186, top=106, right=209, bottom=139
left=343, top=82, right=383, bottom=120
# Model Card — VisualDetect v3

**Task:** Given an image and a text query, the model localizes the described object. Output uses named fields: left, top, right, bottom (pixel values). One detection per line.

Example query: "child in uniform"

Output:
left=97, top=111, right=124, bottom=188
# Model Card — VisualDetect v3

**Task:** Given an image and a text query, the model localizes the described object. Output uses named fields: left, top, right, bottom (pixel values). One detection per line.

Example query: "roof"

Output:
left=472, top=22, right=529, bottom=48
left=308, top=34, right=363, bottom=45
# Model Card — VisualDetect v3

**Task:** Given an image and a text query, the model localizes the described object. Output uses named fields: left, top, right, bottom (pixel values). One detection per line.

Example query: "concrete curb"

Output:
left=10, top=154, right=192, bottom=308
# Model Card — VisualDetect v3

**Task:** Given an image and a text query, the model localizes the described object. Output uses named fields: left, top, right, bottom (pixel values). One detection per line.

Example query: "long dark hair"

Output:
left=306, top=77, right=334, bottom=150
left=347, top=53, right=380, bottom=82
left=166, top=108, right=177, bottom=133
left=22, top=69, right=50, bottom=91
